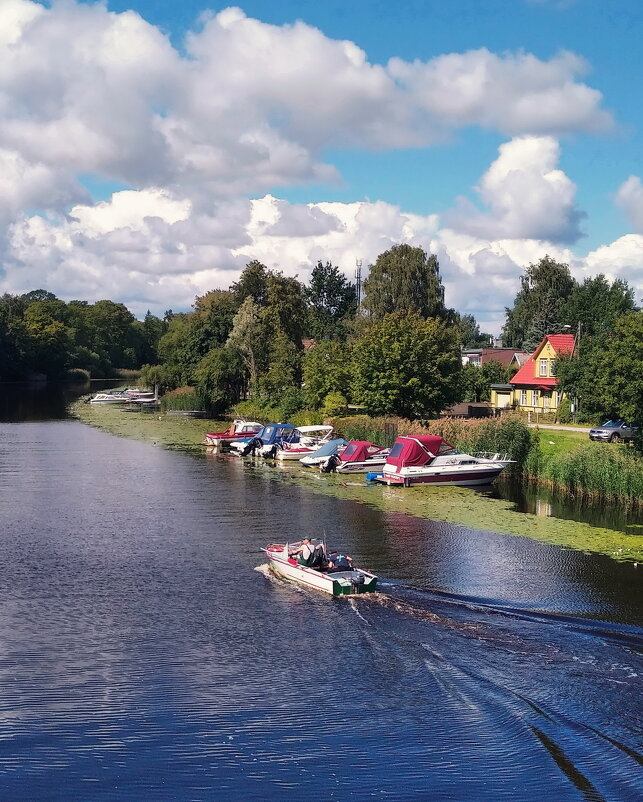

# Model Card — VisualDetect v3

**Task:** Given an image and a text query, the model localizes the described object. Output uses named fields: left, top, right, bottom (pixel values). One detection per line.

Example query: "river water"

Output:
left=0, top=387, right=641, bottom=800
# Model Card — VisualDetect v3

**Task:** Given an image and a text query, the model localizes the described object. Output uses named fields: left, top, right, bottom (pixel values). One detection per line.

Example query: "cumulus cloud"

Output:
left=445, top=136, right=585, bottom=243
left=0, top=1, right=637, bottom=330
left=615, top=176, right=643, bottom=233
left=0, top=1, right=611, bottom=208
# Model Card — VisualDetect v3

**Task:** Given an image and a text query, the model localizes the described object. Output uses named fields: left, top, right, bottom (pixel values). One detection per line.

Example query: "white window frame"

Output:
left=539, top=358, right=548, bottom=377
left=520, top=389, right=527, bottom=406
left=543, top=392, right=551, bottom=409
left=532, top=389, right=540, bottom=406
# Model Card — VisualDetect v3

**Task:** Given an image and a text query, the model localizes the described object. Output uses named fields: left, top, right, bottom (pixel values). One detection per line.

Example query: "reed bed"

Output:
left=160, top=386, right=204, bottom=412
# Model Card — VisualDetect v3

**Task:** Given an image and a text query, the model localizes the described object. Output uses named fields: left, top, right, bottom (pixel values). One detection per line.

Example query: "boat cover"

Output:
left=306, top=438, right=348, bottom=458
left=340, top=441, right=386, bottom=463
left=386, top=435, right=453, bottom=470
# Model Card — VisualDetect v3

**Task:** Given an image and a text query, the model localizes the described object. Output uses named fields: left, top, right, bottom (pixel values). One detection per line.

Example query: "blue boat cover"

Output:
left=308, top=438, right=348, bottom=458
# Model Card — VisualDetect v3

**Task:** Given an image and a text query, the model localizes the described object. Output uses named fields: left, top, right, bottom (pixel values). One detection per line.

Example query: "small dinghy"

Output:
left=263, top=539, right=377, bottom=596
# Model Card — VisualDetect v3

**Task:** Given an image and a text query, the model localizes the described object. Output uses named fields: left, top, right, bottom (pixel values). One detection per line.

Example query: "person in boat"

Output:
left=289, top=537, right=315, bottom=566
left=327, top=552, right=353, bottom=571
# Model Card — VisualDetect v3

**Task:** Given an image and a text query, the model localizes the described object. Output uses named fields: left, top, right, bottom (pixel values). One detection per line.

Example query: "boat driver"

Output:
left=290, top=537, right=315, bottom=566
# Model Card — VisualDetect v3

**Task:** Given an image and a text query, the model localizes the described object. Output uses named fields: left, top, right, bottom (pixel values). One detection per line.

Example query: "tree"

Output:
left=182, top=290, right=237, bottom=369
left=351, top=311, right=461, bottom=418
left=302, top=340, right=352, bottom=409
left=559, top=274, right=636, bottom=338
left=557, top=311, right=643, bottom=424
left=264, top=272, right=308, bottom=347
left=503, top=255, right=576, bottom=351
left=23, top=301, right=72, bottom=376
left=226, top=297, right=267, bottom=393
left=230, top=260, right=270, bottom=307
left=305, top=261, right=357, bottom=340
left=452, top=312, right=493, bottom=348
left=459, top=360, right=513, bottom=403
left=362, top=245, right=446, bottom=320
left=256, top=329, right=302, bottom=400
left=193, top=347, right=244, bottom=415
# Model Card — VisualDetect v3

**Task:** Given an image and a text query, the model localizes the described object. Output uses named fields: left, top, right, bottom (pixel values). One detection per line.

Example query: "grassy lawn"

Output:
left=535, top=428, right=588, bottom=459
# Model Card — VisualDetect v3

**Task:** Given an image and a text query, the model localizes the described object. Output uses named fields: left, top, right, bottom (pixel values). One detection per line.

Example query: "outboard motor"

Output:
left=350, top=573, right=365, bottom=590
left=264, top=443, right=278, bottom=459
left=241, top=436, right=263, bottom=456
left=320, top=454, right=341, bottom=474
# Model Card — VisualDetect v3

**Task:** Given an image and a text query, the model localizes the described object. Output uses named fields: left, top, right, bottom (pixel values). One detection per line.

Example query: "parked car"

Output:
left=588, top=420, right=639, bottom=443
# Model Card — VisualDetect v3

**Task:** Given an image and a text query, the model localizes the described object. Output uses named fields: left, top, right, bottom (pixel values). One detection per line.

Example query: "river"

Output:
left=0, top=385, right=641, bottom=800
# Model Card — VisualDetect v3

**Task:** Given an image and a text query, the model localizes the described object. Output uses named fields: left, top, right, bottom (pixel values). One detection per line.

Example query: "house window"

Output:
left=543, top=392, right=551, bottom=409
left=539, top=358, right=548, bottom=377
left=520, top=389, right=527, bottom=406
left=533, top=389, right=540, bottom=406
left=550, top=360, right=557, bottom=377
left=554, top=391, right=562, bottom=407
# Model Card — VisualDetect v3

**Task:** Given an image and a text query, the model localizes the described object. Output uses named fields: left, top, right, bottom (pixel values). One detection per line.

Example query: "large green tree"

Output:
left=452, top=312, right=493, bottom=348
left=503, top=255, right=576, bottom=351
left=193, top=347, right=244, bottom=414
left=230, top=260, right=270, bottom=308
left=305, top=261, right=357, bottom=340
left=351, top=311, right=461, bottom=418
left=558, top=311, right=643, bottom=423
left=558, top=274, right=635, bottom=339
left=302, top=340, right=352, bottom=408
left=362, top=245, right=446, bottom=320
left=226, top=297, right=268, bottom=393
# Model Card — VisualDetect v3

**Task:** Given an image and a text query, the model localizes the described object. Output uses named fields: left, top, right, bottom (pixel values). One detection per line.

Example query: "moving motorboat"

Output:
left=373, top=435, right=513, bottom=487
left=299, top=438, right=348, bottom=467
left=230, top=422, right=300, bottom=456
left=320, top=440, right=389, bottom=473
left=263, top=539, right=377, bottom=596
left=272, top=425, right=335, bottom=460
left=203, top=419, right=263, bottom=448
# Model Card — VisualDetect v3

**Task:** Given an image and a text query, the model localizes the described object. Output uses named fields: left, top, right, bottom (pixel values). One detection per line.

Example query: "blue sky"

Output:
left=2, top=0, right=643, bottom=328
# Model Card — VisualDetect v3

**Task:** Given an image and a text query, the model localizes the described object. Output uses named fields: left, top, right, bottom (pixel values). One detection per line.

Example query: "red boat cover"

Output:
left=386, top=435, right=452, bottom=470
left=341, top=441, right=385, bottom=463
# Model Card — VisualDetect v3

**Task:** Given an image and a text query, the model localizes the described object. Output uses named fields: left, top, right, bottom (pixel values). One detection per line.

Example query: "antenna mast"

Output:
left=355, top=259, right=362, bottom=309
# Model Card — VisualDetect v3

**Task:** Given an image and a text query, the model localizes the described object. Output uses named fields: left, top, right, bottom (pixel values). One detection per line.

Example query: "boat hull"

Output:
left=265, top=550, right=377, bottom=596
left=378, top=465, right=507, bottom=486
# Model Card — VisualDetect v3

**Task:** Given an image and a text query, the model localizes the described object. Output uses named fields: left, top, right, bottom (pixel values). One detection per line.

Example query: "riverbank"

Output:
left=71, top=401, right=643, bottom=563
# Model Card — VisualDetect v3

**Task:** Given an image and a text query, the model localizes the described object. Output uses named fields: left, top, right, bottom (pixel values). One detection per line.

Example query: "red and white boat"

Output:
left=374, top=435, right=513, bottom=487
left=320, top=440, right=390, bottom=473
left=263, top=540, right=378, bottom=596
left=202, top=419, right=262, bottom=448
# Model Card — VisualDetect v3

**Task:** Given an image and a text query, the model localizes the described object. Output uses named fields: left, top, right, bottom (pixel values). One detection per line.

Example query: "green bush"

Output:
left=322, top=392, right=347, bottom=418
left=556, top=397, right=573, bottom=424
left=64, top=368, right=91, bottom=382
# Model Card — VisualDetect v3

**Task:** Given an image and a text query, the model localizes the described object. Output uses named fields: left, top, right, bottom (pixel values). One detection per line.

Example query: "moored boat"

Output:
left=299, top=438, right=348, bottom=467
left=230, top=422, right=300, bottom=456
left=273, top=425, right=335, bottom=460
left=263, top=540, right=377, bottom=596
left=320, top=440, right=389, bottom=473
left=374, top=435, right=513, bottom=487
left=203, top=420, right=263, bottom=448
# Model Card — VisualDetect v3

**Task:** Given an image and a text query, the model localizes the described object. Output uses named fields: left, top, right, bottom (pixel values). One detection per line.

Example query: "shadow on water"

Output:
left=0, top=379, right=121, bottom=422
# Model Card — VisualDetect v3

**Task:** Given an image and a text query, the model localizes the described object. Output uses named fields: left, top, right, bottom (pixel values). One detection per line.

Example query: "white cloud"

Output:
left=615, top=176, right=643, bottom=233
left=0, top=2, right=637, bottom=330
left=446, top=136, right=584, bottom=243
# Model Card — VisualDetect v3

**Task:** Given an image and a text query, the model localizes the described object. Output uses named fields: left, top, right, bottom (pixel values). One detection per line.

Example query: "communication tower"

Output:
left=355, top=259, right=362, bottom=309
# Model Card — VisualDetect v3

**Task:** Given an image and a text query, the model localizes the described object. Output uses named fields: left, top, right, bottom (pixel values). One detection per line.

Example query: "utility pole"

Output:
left=355, top=259, right=362, bottom=312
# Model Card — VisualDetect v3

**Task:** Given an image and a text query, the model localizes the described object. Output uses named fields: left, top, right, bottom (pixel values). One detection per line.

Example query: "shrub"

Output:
left=556, top=396, right=573, bottom=424
left=64, top=368, right=90, bottom=382
left=321, top=392, right=347, bottom=418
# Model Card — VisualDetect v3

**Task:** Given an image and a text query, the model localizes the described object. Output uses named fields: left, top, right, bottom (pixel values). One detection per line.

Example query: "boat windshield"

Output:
left=388, top=442, right=404, bottom=459
left=438, top=443, right=460, bottom=455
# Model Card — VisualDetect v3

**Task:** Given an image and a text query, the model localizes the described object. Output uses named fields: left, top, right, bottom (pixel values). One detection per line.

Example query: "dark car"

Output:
left=588, top=420, right=639, bottom=443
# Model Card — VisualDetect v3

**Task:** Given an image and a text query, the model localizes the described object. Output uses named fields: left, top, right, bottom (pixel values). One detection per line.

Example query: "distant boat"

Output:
left=89, top=390, right=129, bottom=404
left=372, top=435, right=513, bottom=487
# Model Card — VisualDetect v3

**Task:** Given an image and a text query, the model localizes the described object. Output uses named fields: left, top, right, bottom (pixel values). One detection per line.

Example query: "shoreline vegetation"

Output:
left=70, top=400, right=643, bottom=563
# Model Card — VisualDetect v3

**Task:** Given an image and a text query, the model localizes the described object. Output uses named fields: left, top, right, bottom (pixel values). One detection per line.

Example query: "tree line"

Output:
left=2, top=247, right=639, bottom=426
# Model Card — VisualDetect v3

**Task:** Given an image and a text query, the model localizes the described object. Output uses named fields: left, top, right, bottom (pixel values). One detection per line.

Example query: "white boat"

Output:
left=320, top=440, right=389, bottom=473
left=263, top=540, right=378, bottom=596
left=373, top=435, right=513, bottom=487
left=89, top=391, right=129, bottom=403
left=300, top=438, right=348, bottom=467
left=269, top=425, right=335, bottom=460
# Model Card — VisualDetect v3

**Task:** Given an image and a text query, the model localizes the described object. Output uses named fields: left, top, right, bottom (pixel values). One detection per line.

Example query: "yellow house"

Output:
left=490, top=334, right=575, bottom=413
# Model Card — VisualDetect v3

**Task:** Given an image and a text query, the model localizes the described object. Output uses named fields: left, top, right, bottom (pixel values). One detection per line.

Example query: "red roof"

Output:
left=480, top=349, right=528, bottom=366
left=510, top=334, right=575, bottom=387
